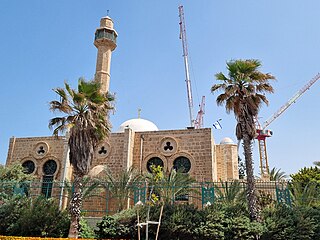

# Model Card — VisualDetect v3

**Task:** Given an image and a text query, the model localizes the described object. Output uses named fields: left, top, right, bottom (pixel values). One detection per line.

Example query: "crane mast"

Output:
left=257, top=73, right=320, bottom=179
left=195, top=96, right=205, bottom=129
left=178, top=5, right=194, bottom=127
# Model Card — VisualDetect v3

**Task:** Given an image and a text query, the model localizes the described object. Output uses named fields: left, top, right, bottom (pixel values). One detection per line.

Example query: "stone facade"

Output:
left=5, top=127, right=238, bottom=215
left=6, top=128, right=238, bottom=183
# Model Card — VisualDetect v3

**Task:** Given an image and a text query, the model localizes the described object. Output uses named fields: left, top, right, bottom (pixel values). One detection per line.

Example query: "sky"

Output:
left=0, top=0, right=319, bottom=176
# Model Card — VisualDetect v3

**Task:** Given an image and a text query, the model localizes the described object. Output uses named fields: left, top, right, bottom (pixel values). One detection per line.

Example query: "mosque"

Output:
left=5, top=16, right=239, bottom=210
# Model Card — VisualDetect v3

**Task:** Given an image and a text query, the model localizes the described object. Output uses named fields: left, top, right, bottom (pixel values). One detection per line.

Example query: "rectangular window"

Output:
left=41, top=175, right=54, bottom=198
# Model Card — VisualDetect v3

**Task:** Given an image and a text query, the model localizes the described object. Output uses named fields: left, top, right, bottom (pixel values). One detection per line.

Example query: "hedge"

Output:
left=0, top=237, right=130, bottom=240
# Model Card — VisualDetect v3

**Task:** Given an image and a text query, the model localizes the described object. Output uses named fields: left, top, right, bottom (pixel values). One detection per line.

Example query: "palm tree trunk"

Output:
left=68, top=174, right=83, bottom=238
left=242, top=133, right=260, bottom=221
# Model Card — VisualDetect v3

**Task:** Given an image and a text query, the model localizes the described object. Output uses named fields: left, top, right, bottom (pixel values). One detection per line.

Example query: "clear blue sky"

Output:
left=1, top=0, right=319, bottom=176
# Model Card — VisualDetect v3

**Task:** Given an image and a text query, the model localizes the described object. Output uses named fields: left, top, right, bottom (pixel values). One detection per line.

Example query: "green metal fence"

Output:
left=0, top=180, right=292, bottom=216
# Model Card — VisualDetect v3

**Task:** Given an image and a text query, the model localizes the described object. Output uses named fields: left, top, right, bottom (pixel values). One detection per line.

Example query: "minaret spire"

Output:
left=94, top=15, right=118, bottom=93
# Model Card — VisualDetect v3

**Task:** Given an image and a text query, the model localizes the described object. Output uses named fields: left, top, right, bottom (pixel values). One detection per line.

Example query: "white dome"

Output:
left=220, top=137, right=234, bottom=145
left=118, top=118, right=159, bottom=132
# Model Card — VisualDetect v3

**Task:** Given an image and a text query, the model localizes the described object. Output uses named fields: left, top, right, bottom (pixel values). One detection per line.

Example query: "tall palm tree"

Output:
left=211, top=59, right=275, bottom=221
left=49, top=78, right=113, bottom=238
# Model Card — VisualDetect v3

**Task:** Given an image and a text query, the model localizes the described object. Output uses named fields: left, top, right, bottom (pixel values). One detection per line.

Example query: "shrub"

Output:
left=225, top=216, right=264, bottom=240
left=0, top=195, right=69, bottom=237
left=195, top=209, right=226, bottom=240
left=0, top=195, right=28, bottom=235
left=95, top=215, right=132, bottom=239
left=95, top=208, right=137, bottom=239
left=261, top=205, right=317, bottom=240
left=79, top=218, right=96, bottom=239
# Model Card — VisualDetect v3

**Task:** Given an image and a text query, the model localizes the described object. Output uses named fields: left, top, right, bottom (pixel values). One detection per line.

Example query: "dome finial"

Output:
left=138, top=108, right=141, bottom=119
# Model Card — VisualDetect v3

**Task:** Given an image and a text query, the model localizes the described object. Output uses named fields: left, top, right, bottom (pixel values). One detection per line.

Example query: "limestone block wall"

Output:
left=131, top=128, right=216, bottom=182
left=215, top=143, right=239, bottom=181
left=6, top=136, right=67, bottom=181
left=92, top=132, right=126, bottom=174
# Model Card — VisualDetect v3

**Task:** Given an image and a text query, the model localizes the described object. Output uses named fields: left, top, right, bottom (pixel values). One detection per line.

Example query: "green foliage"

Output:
left=140, top=203, right=204, bottom=240
left=257, top=190, right=275, bottom=209
left=306, top=206, right=320, bottom=240
left=269, top=167, right=287, bottom=181
left=0, top=195, right=69, bottom=237
left=195, top=209, right=226, bottom=240
left=0, top=195, right=28, bottom=235
left=145, top=166, right=197, bottom=205
left=99, top=166, right=141, bottom=212
left=95, top=215, right=133, bottom=239
left=0, top=164, right=34, bottom=200
left=215, top=181, right=246, bottom=205
left=290, top=166, right=320, bottom=207
left=139, top=202, right=263, bottom=240
left=79, top=218, right=96, bottom=239
left=95, top=207, right=137, bottom=239
left=94, top=201, right=320, bottom=240
left=261, top=205, right=317, bottom=240
left=0, top=163, right=34, bottom=182
left=290, top=166, right=320, bottom=186
left=226, top=216, right=264, bottom=240
left=64, top=176, right=101, bottom=200
left=289, top=182, right=320, bottom=207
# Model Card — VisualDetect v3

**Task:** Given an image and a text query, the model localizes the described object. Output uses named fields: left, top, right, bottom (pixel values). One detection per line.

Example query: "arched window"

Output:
left=173, top=156, right=191, bottom=173
left=22, top=160, right=35, bottom=174
left=147, top=157, right=164, bottom=173
left=41, top=160, right=57, bottom=198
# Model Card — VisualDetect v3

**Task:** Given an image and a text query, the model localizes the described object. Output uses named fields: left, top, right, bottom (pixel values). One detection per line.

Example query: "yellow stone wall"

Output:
left=5, top=127, right=238, bottom=215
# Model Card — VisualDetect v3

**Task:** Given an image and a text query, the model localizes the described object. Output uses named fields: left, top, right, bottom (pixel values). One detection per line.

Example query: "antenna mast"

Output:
left=179, top=5, right=194, bottom=127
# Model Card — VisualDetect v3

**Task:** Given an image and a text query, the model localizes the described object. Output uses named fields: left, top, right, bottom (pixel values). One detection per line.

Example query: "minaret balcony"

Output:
left=95, top=28, right=117, bottom=44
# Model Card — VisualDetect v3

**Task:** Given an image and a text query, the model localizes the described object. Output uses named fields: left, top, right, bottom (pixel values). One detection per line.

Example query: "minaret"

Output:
left=94, top=16, right=118, bottom=93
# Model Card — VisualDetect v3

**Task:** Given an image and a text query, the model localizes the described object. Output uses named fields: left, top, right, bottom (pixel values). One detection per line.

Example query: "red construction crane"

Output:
left=195, top=96, right=205, bottom=129
left=256, top=72, right=320, bottom=179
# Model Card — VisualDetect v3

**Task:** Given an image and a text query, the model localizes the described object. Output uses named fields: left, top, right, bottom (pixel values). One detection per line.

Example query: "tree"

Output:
left=0, top=163, right=34, bottom=182
left=290, top=166, right=320, bottom=187
left=215, top=181, right=246, bottom=205
left=211, top=59, right=275, bottom=221
left=269, top=167, right=287, bottom=181
left=145, top=165, right=197, bottom=205
left=49, top=78, right=114, bottom=238
left=238, top=156, right=246, bottom=179
left=0, top=163, right=34, bottom=200
left=99, top=167, right=141, bottom=212
left=290, top=166, right=320, bottom=206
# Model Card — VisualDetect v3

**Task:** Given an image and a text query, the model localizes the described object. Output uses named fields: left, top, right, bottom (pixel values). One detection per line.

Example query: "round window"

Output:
left=43, top=160, right=57, bottom=175
left=173, top=156, right=191, bottom=173
left=147, top=157, right=164, bottom=173
left=22, top=160, right=35, bottom=174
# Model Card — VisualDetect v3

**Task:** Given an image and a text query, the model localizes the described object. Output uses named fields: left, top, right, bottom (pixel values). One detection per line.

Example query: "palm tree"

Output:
left=211, top=59, right=275, bottom=221
left=99, top=166, right=141, bottom=212
left=145, top=166, right=197, bottom=205
left=269, top=167, right=287, bottom=181
left=215, top=180, right=246, bottom=205
left=290, top=182, right=319, bottom=207
left=49, top=78, right=113, bottom=238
